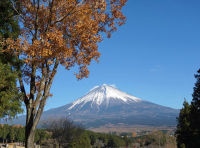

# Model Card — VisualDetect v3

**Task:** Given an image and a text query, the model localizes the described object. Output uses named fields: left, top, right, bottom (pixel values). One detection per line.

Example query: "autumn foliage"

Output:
left=1, top=0, right=127, bottom=147
left=3, top=0, right=126, bottom=79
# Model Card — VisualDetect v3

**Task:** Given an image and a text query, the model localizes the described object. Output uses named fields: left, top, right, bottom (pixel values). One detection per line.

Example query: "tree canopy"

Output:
left=1, top=0, right=127, bottom=147
left=176, top=100, right=191, bottom=148
left=3, top=0, right=127, bottom=79
left=190, top=69, right=200, bottom=147
left=176, top=69, right=200, bottom=148
left=0, top=0, right=23, bottom=119
left=0, top=62, right=23, bottom=119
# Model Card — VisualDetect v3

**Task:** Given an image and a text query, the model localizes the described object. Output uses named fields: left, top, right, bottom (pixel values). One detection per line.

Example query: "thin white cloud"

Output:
left=149, top=65, right=161, bottom=72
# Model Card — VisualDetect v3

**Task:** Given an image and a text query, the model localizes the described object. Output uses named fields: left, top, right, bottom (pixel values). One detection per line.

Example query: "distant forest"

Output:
left=0, top=119, right=176, bottom=148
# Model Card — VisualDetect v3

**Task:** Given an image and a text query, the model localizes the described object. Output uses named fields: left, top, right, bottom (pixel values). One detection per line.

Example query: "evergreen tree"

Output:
left=190, top=69, right=200, bottom=147
left=0, top=62, right=23, bottom=118
left=1, top=124, right=9, bottom=143
left=0, top=0, right=23, bottom=119
left=0, top=0, right=20, bottom=63
left=176, top=100, right=191, bottom=148
left=8, top=126, right=16, bottom=143
left=0, top=0, right=19, bottom=39
left=176, top=69, right=200, bottom=148
left=16, top=127, right=25, bottom=143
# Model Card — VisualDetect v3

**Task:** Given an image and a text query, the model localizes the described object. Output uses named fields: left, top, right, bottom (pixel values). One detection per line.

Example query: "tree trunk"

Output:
left=22, top=61, right=58, bottom=148
left=25, top=118, right=36, bottom=148
left=24, top=98, right=47, bottom=148
left=25, top=107, right=36, bottom=148
left=25, top=129, right=35, bottom=148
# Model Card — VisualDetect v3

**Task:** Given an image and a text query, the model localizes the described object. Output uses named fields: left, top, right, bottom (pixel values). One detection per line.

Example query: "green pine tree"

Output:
left=0, top=0, right=19, bottom=39
left=9, top=126, right=16, bottom=142
left=0, top=62, right=23, bottom=118
left=1, top=124, right=10, bottom=143
left=0, top=0, right=23, bottom=119
left=0, top=0, right=20, bottom=63
left=190, top=69, right=200, bottom=147
left=16, top=127, right=25, bottom=143
left=176, top=100, right=191, bottom=148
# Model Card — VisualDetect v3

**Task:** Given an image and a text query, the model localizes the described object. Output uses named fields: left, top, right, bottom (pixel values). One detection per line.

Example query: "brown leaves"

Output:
left=3, top=0, right=127, bottom=80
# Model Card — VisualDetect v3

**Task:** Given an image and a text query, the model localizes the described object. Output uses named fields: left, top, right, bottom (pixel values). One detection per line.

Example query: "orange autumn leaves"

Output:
left=2, top=0, right=127, bottom=79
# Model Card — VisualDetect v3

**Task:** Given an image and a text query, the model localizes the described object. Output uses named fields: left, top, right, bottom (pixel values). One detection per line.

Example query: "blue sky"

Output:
left=45, top=0, right=200, bottom=110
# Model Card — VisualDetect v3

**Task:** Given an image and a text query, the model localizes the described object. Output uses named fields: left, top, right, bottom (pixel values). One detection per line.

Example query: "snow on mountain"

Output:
left=67, top=84, right=142, bottom=110
left=4, top=84, right=179, bottom=128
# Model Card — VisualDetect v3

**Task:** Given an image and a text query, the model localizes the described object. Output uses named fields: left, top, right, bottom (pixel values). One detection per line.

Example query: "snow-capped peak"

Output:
left=67, top=84, right=142, bottom=110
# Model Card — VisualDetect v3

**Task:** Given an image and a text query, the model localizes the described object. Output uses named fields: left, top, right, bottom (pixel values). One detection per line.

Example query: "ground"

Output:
left=0, top=143, right=24, bottom=148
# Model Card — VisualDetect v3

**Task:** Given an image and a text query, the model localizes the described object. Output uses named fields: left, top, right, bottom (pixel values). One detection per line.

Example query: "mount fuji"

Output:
left=41, top=84, right=179, bottom=128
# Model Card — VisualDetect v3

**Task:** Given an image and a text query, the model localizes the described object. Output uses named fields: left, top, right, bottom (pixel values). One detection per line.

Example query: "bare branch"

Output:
left=33, top=60, right=59, bottom=129
left=54, top=6, right=76, bottom=24
left=33, top=0, right=36, bottom=10
left=18, top=72, right=29, bottom=105
left=77, top=0, right=85, bottom=7
left=53, top=0, right=86, bottom=24
left=32, top=0, right=40, bottom=41
left=45, top=0, right=54, bottom=32
left=9, top=0, right=34, bottom=36
left=33, top=65, right=46, bottom=114
left=9, top=0, right=25, bottom=20
left=54, top=2, right=93, bottom=25
left=48, top=60, right=59, bottom=90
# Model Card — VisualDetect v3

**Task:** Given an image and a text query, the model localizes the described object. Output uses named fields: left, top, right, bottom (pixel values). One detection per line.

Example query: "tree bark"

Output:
left=23, top=61, right=59, bottom=148
left=25, top=128, right=35, bottom=148
left=24, top=100, right=43, bottom=148
left=25, top=107, right=36, bottom=148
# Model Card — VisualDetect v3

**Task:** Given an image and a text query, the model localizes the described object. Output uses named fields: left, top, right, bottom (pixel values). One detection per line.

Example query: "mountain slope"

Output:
left=67, top=84, right=141, bottom=111
left=42, top=84, right=179, bottom=128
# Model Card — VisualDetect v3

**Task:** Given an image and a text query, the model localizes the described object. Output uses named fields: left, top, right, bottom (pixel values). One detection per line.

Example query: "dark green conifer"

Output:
left=176, top=100, right=191, bottom=148
left=0, top=0, right=19, bottom=39
left=0, top=0, right=23, bottom=119
left=0, top=62, right=23, bottom=118
left=190, top=69, right=200, bottom=147
left=16, top=127, right=25, bottom=143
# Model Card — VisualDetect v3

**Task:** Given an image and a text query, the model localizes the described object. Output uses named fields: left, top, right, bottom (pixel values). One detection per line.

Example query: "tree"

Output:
left=0, top=0, right=23, bottom=119
left=0, top=0, right=20, bottom=64
left=8, top=126, right=16, bottom=143
left=68, top=132, right=91, bottom=148
left=49, top=118, right=87, bottom=147
left=106, top=135, right=125, bottom=147
left=176, top=100, right=191, bottom=148
left=0, top=0, right=19, bottom=39
left=2, top=0, right=127, bottom=147
left=1, top=124, right=10, bottom=144
left=176, top=69, right=200, bottom=148
left=34, top=129, right=50, bottom=144
left=16, top=127, right=25, bottom=144
left=0, top=62, right=23, bottom=119
left=190, top=69, right=200, bottom=147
